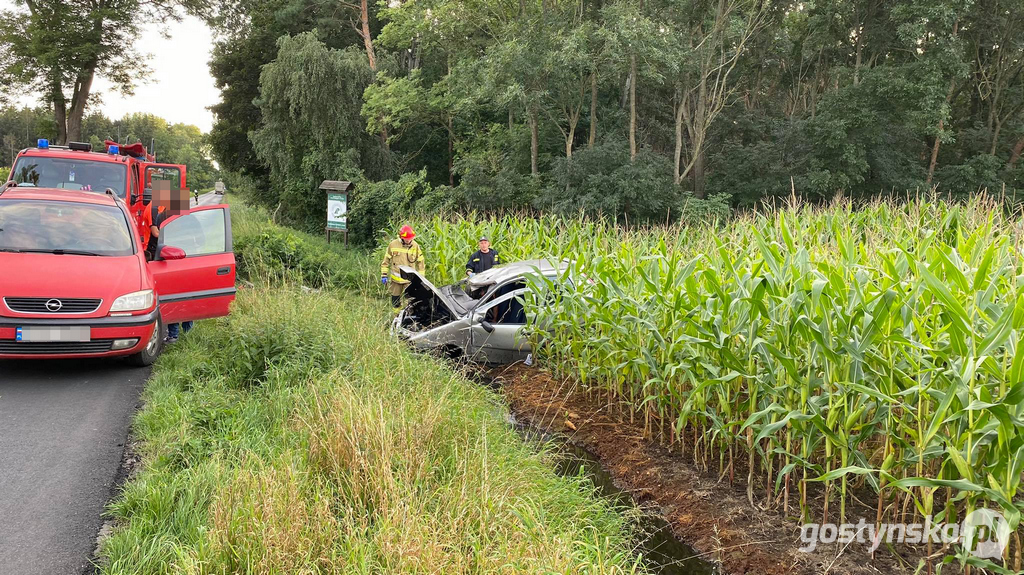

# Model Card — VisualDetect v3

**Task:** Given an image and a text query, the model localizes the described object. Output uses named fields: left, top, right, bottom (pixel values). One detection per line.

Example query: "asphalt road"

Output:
left=0, top=191, right=222, bottom=574
left=0, top=359, right=149, bottom=575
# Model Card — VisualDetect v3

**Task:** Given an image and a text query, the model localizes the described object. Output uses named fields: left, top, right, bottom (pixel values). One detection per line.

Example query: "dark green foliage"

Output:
left=346, top=169, right=435, bottom=246
left=234, top=226, right=374, bottom=291
left=250, top=32, right=391, bottom=233
left=205, top=0, right=1023, bottom=231
left=540, top=141, right=679, bottom=223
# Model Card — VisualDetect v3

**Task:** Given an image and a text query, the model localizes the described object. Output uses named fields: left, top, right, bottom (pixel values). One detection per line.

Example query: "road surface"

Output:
left=192, top=190, right=222, bottom=208
left=0, top=191, right=222, bottom=574
left=0, top=360, right=148, bottom=574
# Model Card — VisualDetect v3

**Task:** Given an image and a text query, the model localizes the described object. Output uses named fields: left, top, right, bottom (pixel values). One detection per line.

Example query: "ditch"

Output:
left=511, top=413, right=719, bottom=575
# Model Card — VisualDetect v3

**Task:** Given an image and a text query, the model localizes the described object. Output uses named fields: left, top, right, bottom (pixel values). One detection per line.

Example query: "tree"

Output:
left=251, top=32, right=389, bottom=230
left=0, top=0, right=213, bottom=144
left=668, top=0, right=767, bottom=197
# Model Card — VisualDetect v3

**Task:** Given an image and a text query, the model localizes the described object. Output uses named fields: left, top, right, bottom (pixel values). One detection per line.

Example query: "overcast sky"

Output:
left=2, top=1, right=220, bottom=133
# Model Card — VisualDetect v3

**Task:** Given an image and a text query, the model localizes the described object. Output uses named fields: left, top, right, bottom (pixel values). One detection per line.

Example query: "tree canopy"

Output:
left=0, top=0, right=215, bottom=144
left=203, top=0, right=1023, bottom=235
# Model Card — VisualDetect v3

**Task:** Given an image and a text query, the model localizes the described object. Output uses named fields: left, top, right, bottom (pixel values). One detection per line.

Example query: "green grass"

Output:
left=98, top=203, right=650, bottom=574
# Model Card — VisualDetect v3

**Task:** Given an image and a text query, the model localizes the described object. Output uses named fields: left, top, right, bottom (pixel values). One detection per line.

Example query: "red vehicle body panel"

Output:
left=0, top=187, right=235, bottom=362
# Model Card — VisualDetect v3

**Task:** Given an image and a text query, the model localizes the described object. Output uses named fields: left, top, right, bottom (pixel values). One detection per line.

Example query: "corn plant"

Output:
left=392, top=196, right=1024, bottom=573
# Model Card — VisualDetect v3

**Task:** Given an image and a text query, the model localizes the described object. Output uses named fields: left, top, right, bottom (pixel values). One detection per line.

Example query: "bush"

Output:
left=346, top=169, right=432, bottom=246
left=215, top=291, right=346, bottom=388
left=0, top=166, right=9, bottom=182
left=235, top=226, right=373, bottom=291
left=539, top=140, right=680, bottom=224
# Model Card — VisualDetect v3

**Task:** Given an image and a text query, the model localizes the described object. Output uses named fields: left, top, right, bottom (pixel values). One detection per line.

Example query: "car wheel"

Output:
left=127, top=315, right=163, bottom=367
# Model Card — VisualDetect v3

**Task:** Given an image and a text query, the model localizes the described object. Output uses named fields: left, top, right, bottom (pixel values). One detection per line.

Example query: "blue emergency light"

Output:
left=108, top=145, right=119, bottom=155
left=37, top=139, right=49, bottom=149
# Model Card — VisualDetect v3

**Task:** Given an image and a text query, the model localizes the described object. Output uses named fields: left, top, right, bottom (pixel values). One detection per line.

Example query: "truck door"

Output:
left=147, top=205, right=236, bottom=323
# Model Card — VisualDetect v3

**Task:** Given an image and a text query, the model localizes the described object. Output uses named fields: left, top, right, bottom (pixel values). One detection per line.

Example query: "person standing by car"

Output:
left=381, top=225, right=425, bottom=313
left=146, top=181, right=193, bottom=343
left=466, top=236, right=499, bottom=276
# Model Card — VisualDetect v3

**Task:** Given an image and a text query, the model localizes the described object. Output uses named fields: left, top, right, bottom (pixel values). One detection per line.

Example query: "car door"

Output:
left=468, top=289, right=530, bottom=364
left=147, top=205, right=236, bottom=323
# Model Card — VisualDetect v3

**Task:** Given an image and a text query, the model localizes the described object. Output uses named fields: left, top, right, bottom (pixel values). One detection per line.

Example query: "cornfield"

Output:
left=398, top=196, right=1024, bottom=573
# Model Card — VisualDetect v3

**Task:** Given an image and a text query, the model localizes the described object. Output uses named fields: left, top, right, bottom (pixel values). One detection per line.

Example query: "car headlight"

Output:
left=109, top=289, right=154, bottom=312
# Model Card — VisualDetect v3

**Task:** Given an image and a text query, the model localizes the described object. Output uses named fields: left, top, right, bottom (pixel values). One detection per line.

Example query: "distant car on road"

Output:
left=392, top=259, right=568, bottom=364
left=0, top=186, right=236, bottom=365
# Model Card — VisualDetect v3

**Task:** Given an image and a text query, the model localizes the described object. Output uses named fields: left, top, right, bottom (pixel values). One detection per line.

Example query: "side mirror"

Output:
left=480, top=320, right=495, bottom=333
left=159, top=245, right=186, bottom=260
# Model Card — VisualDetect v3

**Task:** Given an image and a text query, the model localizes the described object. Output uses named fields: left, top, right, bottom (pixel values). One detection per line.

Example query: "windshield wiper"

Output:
left=17, top=248, right=104, bottom=256
left=0, top=248, right=22, bottom=253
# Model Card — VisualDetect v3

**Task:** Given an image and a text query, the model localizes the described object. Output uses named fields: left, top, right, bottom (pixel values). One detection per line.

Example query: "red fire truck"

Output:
left=6, top=139, right=190, bottom=247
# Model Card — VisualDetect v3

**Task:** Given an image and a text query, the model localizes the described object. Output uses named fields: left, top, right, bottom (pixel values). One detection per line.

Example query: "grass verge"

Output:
left=97, top=203, right=649, bottom=574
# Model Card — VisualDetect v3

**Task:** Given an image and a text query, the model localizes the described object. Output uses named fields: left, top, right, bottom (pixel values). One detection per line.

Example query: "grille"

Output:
left=3, top=297, right=102, bottom=314
left=0, top=340, right=114, bottom=355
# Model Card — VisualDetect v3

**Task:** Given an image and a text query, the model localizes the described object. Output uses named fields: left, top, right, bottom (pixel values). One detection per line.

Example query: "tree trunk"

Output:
left=693, top=144, right=706, bottom=199
left=566, top=121, right=576, bottom=159
left=52, top=81, right=68, bottom=145
left=926, top=21, right=958, bottom=186
left=447, top=115, right=454, bottom=186
left=359, top=0, right=377, bottom=72
left=673, top=91, right=683, bottom=185
left=66, top=66, right=97, bottom=143
left=588, top=70, right=598, bottom=149
left=990, top=118, right=1002, bottom=156
left=1008, top=138, right=1024, bottom=171
left=629, top=53, right=637, bottom=162
left=926, top=119, right=944, bottom=187
left=528, top=109, right=539, bottom=176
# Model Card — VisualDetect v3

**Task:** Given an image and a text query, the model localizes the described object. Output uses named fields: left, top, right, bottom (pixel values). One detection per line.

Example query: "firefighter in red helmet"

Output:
left=380, top=225, right=425, bottom=312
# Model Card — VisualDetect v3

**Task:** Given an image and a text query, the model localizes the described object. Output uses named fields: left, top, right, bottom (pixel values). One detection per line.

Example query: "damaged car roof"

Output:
left=465, top=258, right=566, bottom=291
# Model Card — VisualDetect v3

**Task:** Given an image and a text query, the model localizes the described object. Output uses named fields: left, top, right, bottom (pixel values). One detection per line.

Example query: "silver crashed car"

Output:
left=391, top=259, right=568, bottom=364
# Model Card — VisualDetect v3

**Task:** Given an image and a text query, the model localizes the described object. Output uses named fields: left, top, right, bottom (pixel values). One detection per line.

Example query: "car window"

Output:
left=0, top=199, right=134, bottom=256
left=161, top=209, right=226, bottom=256
left=478, top=279, right=526, bottom=306
left=482, top=291, right=527, bottom=325
left=11, top=157, right=128, bottom=198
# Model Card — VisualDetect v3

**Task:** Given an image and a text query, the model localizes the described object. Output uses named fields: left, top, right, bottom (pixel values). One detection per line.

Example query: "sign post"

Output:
left=320, top=180, right=353, bottom=245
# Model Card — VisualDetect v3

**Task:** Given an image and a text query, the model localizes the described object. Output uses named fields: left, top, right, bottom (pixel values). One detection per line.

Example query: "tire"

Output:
left=127, top=315, right=163, bottom=367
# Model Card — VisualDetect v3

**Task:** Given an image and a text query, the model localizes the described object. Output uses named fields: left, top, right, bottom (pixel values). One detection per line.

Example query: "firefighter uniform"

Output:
left=381, top=238, right=425, bottom=309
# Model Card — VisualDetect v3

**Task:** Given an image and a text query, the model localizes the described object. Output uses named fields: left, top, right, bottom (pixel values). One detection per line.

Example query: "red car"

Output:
left=0, top=186, right=235, bottom=365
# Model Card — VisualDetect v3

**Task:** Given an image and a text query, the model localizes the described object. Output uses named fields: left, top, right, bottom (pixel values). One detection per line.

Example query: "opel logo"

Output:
left=45, top=299, right=63, bottom=312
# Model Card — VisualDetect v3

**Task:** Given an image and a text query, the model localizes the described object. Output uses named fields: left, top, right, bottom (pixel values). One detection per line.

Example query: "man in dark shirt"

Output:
left=466, top=236, right=499, bottom=276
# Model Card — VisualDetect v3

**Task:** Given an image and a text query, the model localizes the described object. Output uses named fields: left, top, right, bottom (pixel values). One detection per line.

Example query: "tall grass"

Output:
left=399, top=195, right=1024, bottom=573
left=98, top=203, right=650, bottom=574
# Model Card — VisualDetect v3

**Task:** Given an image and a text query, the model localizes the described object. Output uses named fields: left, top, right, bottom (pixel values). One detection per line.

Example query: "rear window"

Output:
left=0, top=199, right=135, bottom=256
left=11, top=156, right=128, bottom=198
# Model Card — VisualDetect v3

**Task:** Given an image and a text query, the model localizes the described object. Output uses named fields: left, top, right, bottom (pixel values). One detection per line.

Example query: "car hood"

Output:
left=399, top=266, right=461, bottom=317
left=0, top=253, right=142, bottom=311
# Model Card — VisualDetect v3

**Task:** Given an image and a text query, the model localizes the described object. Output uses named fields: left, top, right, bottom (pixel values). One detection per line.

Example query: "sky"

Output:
left=3, top=1, right=220, bottom=133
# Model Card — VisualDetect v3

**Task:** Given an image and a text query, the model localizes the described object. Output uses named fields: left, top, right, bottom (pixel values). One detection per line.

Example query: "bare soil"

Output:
left=491, top=363, right=959, bottom=575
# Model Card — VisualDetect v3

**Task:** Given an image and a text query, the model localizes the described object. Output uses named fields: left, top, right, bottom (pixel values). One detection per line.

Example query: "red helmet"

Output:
left=399, top=225, right=416, bottom=240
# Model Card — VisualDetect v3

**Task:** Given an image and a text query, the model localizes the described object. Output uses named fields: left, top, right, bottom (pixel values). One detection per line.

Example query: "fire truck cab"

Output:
left=6, top=139, right=189, bottom=247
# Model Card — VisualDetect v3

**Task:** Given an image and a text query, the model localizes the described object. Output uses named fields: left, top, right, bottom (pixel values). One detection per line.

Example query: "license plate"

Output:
left=16, top=326, right=91, bottom=342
